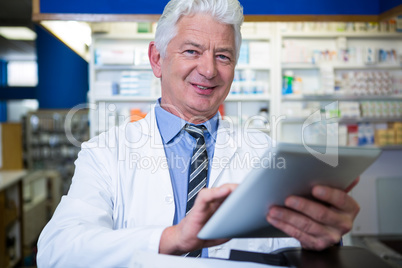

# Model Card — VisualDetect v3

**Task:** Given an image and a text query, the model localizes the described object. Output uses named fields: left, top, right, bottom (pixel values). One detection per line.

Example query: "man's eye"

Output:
left=217, top=55, right=230, bottom=61
left=185, top=50, right=197, bottom=55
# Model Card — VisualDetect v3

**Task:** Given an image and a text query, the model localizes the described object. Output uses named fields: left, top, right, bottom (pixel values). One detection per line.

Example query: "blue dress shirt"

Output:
left=155, top=99, right=219, bottom=257
left=155, top=99, right=219, bottom=224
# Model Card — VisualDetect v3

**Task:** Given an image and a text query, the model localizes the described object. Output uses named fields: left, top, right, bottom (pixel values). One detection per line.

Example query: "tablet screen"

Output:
left=198, top=143, right=381, bottom=239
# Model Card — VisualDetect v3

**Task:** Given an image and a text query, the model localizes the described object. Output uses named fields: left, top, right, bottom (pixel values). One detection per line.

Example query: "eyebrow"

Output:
left=182, top=41, right=204, bottom=50
left=216, top=47, right=235, bottom=57
left=182, top=41, right=235, bottom=57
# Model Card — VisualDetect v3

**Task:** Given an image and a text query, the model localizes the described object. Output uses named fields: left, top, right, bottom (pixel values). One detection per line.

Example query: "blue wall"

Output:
left=36, top=25, right=88, bottom=109
left=40, top=0, right=401, bottom=15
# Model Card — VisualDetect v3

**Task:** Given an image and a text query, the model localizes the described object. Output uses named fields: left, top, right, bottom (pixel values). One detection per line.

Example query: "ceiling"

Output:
left=0, top=0, right=36, bottom=60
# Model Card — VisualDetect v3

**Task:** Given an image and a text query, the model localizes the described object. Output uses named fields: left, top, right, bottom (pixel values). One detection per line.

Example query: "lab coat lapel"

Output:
left=139, top=107, right=172, bottom=191
left=209, top=120, right=238, bottom=187
left=132, top=107, right=174, bottom=226
left=135, top=109, right=238, bottom=193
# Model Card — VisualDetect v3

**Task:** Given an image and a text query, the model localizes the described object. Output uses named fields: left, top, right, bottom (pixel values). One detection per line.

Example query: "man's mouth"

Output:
left=193, top=84, right=215, bottom=90
left=197, top=85, right=210, bottom=90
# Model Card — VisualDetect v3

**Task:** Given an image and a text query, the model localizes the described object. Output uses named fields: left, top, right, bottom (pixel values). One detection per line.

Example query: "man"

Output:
left=37, top=0, right=360, bottom=266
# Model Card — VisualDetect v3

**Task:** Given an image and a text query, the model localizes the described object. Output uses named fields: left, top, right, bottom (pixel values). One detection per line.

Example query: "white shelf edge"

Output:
left=236, top=65, right=271, bottom=70
left=282, top=94, right=402, bottom=101
left=281, top=32, right=402, bottom=38
left=281, top=64, right=319, bottom=69
left=333, top=64, right=402, bottom=70
left=281, top=63, right=402, bottom=70
left=225, top=94, right=270, bottom=101
left=242, top=34, right=272, bottom=41
left=282, top=117, right=402, bottom=123
left=378, top=145, right=402, bottom=150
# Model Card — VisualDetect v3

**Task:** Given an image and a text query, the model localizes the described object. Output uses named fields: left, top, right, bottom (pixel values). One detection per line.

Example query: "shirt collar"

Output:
left=155, top=98, right=219, bottom=144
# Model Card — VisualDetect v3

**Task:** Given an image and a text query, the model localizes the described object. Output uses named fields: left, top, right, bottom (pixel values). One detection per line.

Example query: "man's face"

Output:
left=154, top=14, right=236, bottom=123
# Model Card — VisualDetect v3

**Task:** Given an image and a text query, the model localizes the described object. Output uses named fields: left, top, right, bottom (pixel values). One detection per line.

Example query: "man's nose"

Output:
left=197, top=53, right=217, bottom=80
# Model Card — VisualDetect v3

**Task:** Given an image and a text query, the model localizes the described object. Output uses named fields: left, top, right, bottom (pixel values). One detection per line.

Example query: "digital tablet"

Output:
left=197, top=143, right=382, bottom=239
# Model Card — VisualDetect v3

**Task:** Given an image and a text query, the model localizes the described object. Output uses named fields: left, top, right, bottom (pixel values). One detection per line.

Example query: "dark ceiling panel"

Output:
left=0, top=0, right=36, bottom=60
left=0, top=0, right=32, bottom=25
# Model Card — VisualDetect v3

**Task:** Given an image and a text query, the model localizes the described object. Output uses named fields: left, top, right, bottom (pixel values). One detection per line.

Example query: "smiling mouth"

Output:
left=194, top=84, right=215, bottom=90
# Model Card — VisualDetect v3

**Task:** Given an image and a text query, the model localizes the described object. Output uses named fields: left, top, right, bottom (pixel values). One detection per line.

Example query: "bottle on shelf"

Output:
left=293, top=76, right=303, bottom=95
left=282, top=70, right=294, bottom=95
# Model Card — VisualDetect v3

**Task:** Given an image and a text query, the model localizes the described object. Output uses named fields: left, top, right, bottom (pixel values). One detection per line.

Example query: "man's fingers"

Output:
left=194, top=184, right=237, bottom=213
left=311, top=186, right=360, bottom=216
left=267, top=215, right=340, bottom=251
left=281, top=195, right=355, bottom=234
left=267, top=184, right=361, bottom=251
left=269, top=205, right=342, bottom=237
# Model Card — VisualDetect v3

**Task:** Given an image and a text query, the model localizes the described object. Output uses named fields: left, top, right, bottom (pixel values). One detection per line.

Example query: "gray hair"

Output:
left=155, top=0, right=244, bottom=62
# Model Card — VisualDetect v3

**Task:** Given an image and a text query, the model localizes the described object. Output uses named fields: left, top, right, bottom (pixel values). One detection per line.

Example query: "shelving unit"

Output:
left=87, top=22, right=402, bottom=148
left=278, top=23, right=402, bottom=147
left=282, top=95, right=402, bottom=101
left=282, top=63, right=402, bottom=70
left=25, top=110, right=89, bottom=194
left=281, top=32, right=402, bottom=39
left=89, top=22, right=275, bottom=138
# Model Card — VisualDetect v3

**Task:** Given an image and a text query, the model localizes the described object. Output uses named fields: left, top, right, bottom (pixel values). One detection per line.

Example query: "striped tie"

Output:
left=184, top=124, right=208, bottom=258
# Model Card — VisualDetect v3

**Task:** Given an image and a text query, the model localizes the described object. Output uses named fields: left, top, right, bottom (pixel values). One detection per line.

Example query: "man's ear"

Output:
left=148, top=41, right=162, bottom=78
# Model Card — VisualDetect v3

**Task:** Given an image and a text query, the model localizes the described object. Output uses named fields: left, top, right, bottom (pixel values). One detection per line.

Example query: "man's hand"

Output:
left=159, top=184, right=238, bottom=255
left=267, top=178, right=360, bottom=251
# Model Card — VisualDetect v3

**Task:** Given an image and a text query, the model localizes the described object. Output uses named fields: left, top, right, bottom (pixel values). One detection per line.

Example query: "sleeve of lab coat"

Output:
left=36, top=137, right=166, bottom=267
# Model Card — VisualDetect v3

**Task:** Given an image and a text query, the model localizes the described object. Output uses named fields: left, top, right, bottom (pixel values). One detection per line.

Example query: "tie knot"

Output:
left=184, top=124, right=206, bottom=140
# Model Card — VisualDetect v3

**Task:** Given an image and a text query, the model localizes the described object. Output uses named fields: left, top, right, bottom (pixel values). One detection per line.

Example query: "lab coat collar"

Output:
left=139, top=105, right=238, bottom=188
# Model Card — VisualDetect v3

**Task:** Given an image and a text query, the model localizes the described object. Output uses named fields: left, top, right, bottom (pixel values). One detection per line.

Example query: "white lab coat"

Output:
left=37, top=107, right=299, bottom=267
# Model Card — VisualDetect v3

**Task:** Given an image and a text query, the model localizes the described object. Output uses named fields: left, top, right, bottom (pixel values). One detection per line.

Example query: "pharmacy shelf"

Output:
left=89, top=23, right=276, bottom=138
left=236, top=65, right=271, bottom=70
left=282, top=94, right=402, bottom=102
left=378, top=145, right=402, bottom=150
left=226, top=94, right=270, bottom=101
left=88, top=22, right=402, bottom=141
left=282, top=117, right=402, bottom=124
left=281, top=32, right=402, bottom=39
left=349, top=144, right=402, bottom=150
left=339, top=117, right=402, bottom=124
left=333, top=64, right=402, bottom=70
left=281, top=63, right=402, bottom=70
left=242, top=34, right=271, bottom=41
left=281, top=63, right=319, bottom=69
